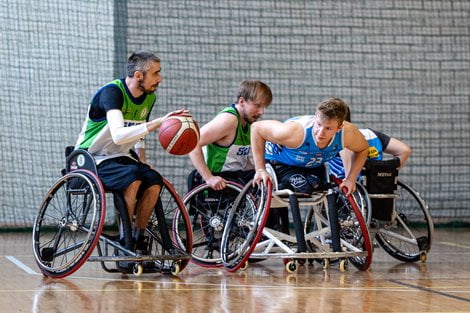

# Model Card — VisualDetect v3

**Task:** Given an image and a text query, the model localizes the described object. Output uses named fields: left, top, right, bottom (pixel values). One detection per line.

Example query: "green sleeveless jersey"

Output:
left=205, top=105, right=254, bottom=173
left=76, top=79, right=156, bottom=164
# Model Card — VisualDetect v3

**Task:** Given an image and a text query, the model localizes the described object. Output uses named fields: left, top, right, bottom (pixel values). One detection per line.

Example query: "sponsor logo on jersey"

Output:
left=236, top=146, right=251, bottom=156
left=368, top=146, right=379, bottom=159
left=123, top=120, right=144, bottom=127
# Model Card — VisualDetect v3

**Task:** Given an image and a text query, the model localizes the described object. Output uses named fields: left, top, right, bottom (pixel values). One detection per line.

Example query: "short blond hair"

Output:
left=316, top=97, right=348, bottom=124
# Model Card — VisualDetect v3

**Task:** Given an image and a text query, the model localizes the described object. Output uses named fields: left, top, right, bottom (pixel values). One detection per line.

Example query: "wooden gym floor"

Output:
left=1, top=228, right=469, bottom=313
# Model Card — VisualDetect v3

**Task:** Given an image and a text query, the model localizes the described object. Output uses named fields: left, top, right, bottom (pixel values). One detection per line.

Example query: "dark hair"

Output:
left=316, top=97, right=348, bottom=124
left=126, top=50, right=161, bottom=77
left=237, top=80, right=273, bottom=107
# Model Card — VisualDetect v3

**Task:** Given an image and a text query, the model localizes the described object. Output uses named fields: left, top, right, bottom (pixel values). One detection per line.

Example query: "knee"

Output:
left=144, top=169, right=163, bottom=186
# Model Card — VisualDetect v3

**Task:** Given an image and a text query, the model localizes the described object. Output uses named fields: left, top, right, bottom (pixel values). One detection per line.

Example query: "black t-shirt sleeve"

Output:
left=89, top=85, right=124, bottom=120
left=100, top=86, right=124, bottom=112
left=371, top=129, right=391, bottom=149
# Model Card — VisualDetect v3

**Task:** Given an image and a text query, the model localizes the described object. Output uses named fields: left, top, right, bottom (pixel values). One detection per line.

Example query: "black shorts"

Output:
left=97, top=156, right=163, bottom=193
left=269, top=161, right=325, bottom=195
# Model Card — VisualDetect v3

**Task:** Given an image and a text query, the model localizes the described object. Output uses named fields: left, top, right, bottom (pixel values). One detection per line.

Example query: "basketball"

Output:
left=158, top=115, right=200, bottom=155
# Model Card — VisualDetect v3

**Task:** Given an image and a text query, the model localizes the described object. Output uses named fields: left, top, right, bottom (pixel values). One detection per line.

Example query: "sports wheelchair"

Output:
left=32, top=148, right=192, bottom=278
left=220, top=163, right=373, bottom=273
left=182, top=170, right=248, bottom=267
left=356, top=158, right=434, bottom=263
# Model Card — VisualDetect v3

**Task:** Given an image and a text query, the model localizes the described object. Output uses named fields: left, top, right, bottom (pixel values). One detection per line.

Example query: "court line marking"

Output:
left=437, top=241, right=470, bottom=250
left=5, top=256, right=39, bottom=275
left=390, top=279, right=470, bottom=303
left=2, top=258, right=470, bottom=296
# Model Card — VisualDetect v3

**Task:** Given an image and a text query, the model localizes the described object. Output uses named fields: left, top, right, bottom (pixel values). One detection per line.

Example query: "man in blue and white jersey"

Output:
left=251, top=97, right=369, bottom=196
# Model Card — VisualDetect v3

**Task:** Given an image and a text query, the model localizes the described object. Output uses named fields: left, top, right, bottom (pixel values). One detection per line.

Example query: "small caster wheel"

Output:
left=171, top=262, right=181, bottom=276
left=240, top=261, right=249, bottom=271
left=286, top=260, right=297, bottom=273
left=308, top=258, right=314, bottom=265
left=322, top=259, right=330, bottom=270
left=420, top=252, right=427, bottom=263
left=339, top=259, right=348, bottom=272
left=133, top=263, right=143, bottom=277
left=297, top=259, right=306, bottom=266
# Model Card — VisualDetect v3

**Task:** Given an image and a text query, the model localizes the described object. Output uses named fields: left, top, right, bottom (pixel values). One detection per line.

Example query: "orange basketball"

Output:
left=158, top=115, right=200, bottom=155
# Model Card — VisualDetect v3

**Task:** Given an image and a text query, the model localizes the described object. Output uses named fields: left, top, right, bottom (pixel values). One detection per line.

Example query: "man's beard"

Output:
left=138, top=79, right=158, bottom=94
left=244, top=111, right=260, bottom=124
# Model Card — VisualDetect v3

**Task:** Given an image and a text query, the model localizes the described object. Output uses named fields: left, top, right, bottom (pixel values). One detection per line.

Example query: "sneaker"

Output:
left=115, top=239, right=136, bottom=273
left=135, top=236, right=149, bottom=255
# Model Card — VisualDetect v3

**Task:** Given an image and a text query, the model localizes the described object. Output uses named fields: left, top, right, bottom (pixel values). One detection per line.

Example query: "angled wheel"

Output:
left=331, top=176, right=373, bottom=271
left=221, top=180, right=272, bottom=272
left=352, top=182, right=372, bottom=226
left=375, top=180, right=433, bottom=262
left=183, top=181, right=244, bottom=267
left=145, top=178, right=193, bottom=273
left=32, top=169, right=106, bottom=278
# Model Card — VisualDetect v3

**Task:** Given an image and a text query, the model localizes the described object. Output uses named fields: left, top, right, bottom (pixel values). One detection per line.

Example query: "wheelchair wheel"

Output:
left=221, top=180, right=272, bottom=272
left=352, top=182, right=372, bottom=226
left=375, top=180, right=433, bottom=262
left=145, top=178, right=193, bottom=273
left=32, top=169, right=106, bottom=278
left=303, top=184, right=373, bottom=270
left=335, top=186, right=373, bottom=270
left=183, top=181, right=244, bottom=267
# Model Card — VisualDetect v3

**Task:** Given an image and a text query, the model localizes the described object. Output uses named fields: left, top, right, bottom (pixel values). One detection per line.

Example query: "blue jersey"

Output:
left=329, top=128, right=390, bottom=178
left=265, top=115, right=344, bottom=168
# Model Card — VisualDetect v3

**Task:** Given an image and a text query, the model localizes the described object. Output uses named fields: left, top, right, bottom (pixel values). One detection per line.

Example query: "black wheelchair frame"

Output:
left=32, top=148, right=193, bottom=278
left=359, top=158, right=434, bottom=263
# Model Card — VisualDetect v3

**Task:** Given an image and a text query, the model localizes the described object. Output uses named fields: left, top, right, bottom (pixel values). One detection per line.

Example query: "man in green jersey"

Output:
left=189, top=80, right=272, bottom=190
left=76, top=50, right=189, bottom=253
left=188, top=80, right=289, bottom=232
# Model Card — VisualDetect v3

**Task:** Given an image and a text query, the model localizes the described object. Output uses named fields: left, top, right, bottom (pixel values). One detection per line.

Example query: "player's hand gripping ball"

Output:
left=158, top=115, right=200, bottom=155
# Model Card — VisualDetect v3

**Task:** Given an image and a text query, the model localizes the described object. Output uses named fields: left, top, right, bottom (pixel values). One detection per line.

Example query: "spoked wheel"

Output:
left=183, top=182, right=244, bottom=267
left=145, top=178, right=193, bottom=274
left=375, top=180, right=433, bottom=262
left=32, top=170, right=106, bottom=278
left=352, top=183, right=372, bottom=226
left=331, top=176, right=373, bottom=271
left=221, top=180, right=272, bottom=272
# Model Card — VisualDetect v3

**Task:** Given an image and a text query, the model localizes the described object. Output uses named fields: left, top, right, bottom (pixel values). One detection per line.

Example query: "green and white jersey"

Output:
left=75, top=79, right=156, bottom=164
left=204, top=105, right=254, bottom=173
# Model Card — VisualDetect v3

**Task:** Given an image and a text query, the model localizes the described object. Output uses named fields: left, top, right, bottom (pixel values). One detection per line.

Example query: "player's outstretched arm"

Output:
left=384, top=137, right=412, bottom=168
left=251, top=120, right=303, bottom=185
left=341, top=123, right=369, bottom=195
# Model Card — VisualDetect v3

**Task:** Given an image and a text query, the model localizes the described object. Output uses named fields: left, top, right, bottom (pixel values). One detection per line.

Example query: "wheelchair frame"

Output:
left=358, top=173, right=433, bottom=263
left=32, top=149, right=192, bottom=278
left=220, top=164, right=373, bottom=273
